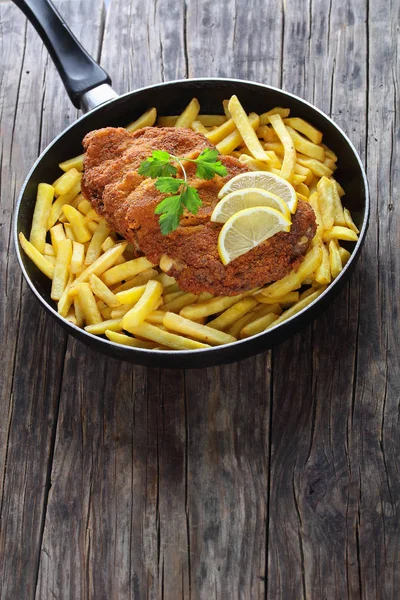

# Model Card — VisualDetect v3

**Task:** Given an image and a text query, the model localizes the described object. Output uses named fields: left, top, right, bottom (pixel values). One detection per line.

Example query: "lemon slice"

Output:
left=218, top=171, right=298, bottom=214
left=217, top=206, right=292, bottom=265
left=211, top=187, right=291, bottom=223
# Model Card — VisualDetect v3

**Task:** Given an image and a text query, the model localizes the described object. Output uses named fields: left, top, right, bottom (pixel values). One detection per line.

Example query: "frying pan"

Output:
left=13, top=0, right=369, bottom=368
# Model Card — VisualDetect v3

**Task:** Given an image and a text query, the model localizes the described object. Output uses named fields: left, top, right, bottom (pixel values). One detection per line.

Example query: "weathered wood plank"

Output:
left=0, top=1, right=105, bottom=598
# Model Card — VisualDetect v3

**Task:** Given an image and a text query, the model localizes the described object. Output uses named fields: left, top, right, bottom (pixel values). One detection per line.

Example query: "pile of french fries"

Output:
left=19, top=96, right=359, bottom=351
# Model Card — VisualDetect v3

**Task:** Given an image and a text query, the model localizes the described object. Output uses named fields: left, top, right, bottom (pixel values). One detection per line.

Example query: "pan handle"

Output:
left=13, top=0, right=118, bottom=111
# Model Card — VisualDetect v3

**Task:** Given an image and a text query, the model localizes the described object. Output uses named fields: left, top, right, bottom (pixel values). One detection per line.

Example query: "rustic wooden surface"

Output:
left=0, top=0, right=399, bottom=598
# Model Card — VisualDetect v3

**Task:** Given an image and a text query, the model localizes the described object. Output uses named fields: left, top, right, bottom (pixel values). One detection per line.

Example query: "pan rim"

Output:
left=13, top=77, right=370, bottom=357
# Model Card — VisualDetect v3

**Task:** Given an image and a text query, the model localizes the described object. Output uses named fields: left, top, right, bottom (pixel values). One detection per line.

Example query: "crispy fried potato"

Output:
left=126, top=107, right=157, bottom=132
left=69, top=242, right=127, bottom=290
left=105, top=330, right=159, bottom=348
left=268, top=114, right=296, bottom=182
left=29, top=183, right=54, bottom=252
left=122, top=280, right=164, bottom=331
left=228, top=96, right=269, bottom=161
left=314, top=243, right=332, bottom=285
left=283, top=117, right=323, bottom=145
left=75, top=282, right=102, bottom=325
left=51, top=238, right=72, bottom=301
left=216, top=112, right=259, bottom=155
left=59, top=153, right=84, bottom=173
left=84, top=219, right=110, bottom=265
left=207, top=297, right=258, bottom=331
left=62, top=205, right=91, bottom=243
left=18, top=232, right=55, bottom=279
left=259, top=107, right=290, bottom=125
left=89, top=274, right=120, bottom=307
left=123, top=321, right=210, bottom=350
left=261, top=245, right=322, bottom=299
left=240, top=312, right=279, bottom=338
left=163, top=312, right=236, bottom=345
left=102, top=256, right=155, bottom=287
left=175, top=98, right=200, bottom=128
left=328, top=240, right=343, bottom=279
left=85, top=318, right=123, bottom=335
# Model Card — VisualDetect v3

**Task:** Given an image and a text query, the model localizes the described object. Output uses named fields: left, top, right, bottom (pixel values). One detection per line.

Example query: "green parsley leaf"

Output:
left=155, top=177, right=185, bottom=194
left=138, top=150, right=178, bottom=178
left=194, top=148, right=228, bottom=180
left=180, top=186, right=202, bottom=214
left=138, top=147, right=227, bottom=235
left=154, top=195, right=184, bottom=235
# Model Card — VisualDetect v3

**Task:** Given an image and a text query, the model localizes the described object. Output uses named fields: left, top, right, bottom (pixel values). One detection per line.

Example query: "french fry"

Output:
left=75, top=282, right=102, bottom=325
left=296, top=182, right=310, bottom=198
left=105, top=330, right=159, bottom=348
left=47, top=181, right=81, bottom=229
left=283, top=118, right=323, bottom=145
left=86, top=220, right=98, bottom=234
left=216, top=112, right=259, bottom=155
left=122, top=280, right=163, bottom=331
left=265, top=287, right=326, bottom=329
left=338, top=246, right=351, bottom=266
left=126, top=107, right=157, bottom=132
left=18, top=232, right=55, bottom=279
left=322, top=226, right=359, bottom=243
left=54, top=168, right=81, bottom=197
left=89, top=274, right=120, bottom=307
left=49, top=223, right=66, bottom=256
left=343, top=207, right=360, bottom=233
left=314, top=243, right=331, bottom=285
left=285, top=126, right=325, bottom=161
left=85, top=318, right=123, bottom=335
left=124, top=321, right=210, bottom=350
left=29, top=183, right=54, bottom=252
left=240, top=312, right=279, bottom=338
left=205, top=118, right=237, bottom=144
left=102, top=256, right=154, bottom=287
left=228, top=96, right=269, bottom=161
left=70, top=241, right=127, bottom=289
left=51, top=238, right=72, bottom=301
left=115, top=284, right=147, bottom=305
left=261, top=245, right=323, bottom=299
left=77, top=199, right=92, bottom=215
left=101, top=236, right=116, bottom=253
left=163, top=283, right=181, bottom=295
left=64, top=223, right=76, bottom=241
left=308, top=192, right=324, bottom=240
left=239, top=155, right=270, bottom=172
left=180, top=293, right=248, bottom=320
left=207, top=297, right=258, bottom=330
left=175, top=98, right=200, bottom=128
left=296, top=155, right=333, bottom=178
left=317, top=177, right=335, bottom=229
left=112, top=268, right=158, bottom=293
left=257, top=125, right=279, bottom=142
left=70, top=241, right=85, bottom=274
left=154, top=272, right=176, bottom=287
left=111, top=305, right=133, bottom=319
left=57, top=274, right=74, bottom=317
left=59, top=153, right=84, bottom=173
left=329, top=240, right=342, bottom=279
left=268, top=114, right=296, bottom=182
left=191, top=120, right=209, bottom=135
left=161, top=292, right=198, bottom=313
left=145, top=310, right=166, bottom=325
left=157, top=114, right=226, bottom=127
left=163, top=312, right=236, bottom=345
left=335, top=180, right=345, bottom=197
left=62, top=205, right=91, bottom=243
left=44, top=243, right=55, bottom=256
left=73, top=296, right=85, bottom=327
left=84, top=219, right=110, bottom=265
left=259, top=107, right=290, bottom=125
left=254, top=291, right=299, bottom=304
left=163, top=290, right=185, bottom=304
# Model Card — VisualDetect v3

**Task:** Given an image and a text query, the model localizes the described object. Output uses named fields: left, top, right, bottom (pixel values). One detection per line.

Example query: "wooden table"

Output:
left=1, top=0, right=399, bottom=597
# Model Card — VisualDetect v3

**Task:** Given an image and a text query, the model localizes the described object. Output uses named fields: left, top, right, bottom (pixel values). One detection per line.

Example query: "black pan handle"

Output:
left=13, top=0, right=116, bottom=109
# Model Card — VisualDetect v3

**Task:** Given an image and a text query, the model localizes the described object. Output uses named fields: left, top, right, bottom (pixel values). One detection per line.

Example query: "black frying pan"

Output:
left=13, top=0, right=369, bottom=368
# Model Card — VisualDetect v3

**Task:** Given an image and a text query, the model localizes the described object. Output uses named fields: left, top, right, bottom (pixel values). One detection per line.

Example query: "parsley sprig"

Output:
left=138, top=148, right=227, bottom=235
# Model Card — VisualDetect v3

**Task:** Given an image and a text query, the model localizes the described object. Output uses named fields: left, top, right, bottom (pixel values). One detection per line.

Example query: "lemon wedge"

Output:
left=217, top=206, right=292, bottom=265
left=218, top=171, right=298, bottom=214
left=211, top=187, right=291, bottom=223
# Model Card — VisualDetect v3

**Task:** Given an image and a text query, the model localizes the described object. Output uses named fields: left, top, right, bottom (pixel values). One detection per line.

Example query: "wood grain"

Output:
left=0, top=0, right=399, bottom=598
